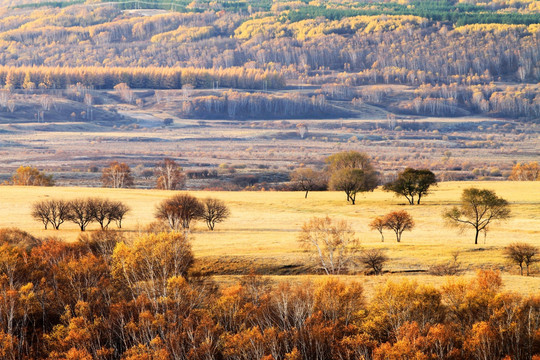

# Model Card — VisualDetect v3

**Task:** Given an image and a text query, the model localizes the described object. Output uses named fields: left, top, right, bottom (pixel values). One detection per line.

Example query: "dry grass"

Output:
left=0, top=181, right=538, bottom=295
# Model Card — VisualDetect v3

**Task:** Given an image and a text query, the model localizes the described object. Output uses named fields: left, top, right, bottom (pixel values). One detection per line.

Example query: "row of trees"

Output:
left=0, top=227, right=538, bottom=359
left=0, top=66, right=286, bottom=90
left=31, top=197, right=129, bottom=231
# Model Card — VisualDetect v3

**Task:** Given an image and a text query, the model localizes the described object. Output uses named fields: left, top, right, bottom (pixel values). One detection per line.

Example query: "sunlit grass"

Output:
left=0, top=181, right=538, bottom=295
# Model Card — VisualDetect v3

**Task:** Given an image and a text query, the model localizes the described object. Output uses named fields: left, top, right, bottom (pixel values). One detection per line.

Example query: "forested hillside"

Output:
left=0, top=0, right=537, bottom=119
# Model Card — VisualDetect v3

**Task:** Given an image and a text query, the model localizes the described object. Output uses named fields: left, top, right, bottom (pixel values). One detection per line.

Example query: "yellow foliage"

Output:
left=151, top=25, right=215, bottom=43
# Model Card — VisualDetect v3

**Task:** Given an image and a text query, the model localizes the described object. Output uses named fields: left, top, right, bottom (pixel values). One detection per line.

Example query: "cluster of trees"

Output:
left=100, top=158, right=186, bottom=189
left=0, top=227, right=538, bottom=359
left=31, top=197, right=129, bottom=231
left=510, top=161, right=540, bottom=181
left=155, top=193, right=230, bottom=231
left=180, top=90, right=332, bottom=119
left=292, top=152, right=437, bottom=207
left=369, top=211, right=415, bottom=243
left=9, top=166, right=54, bottom=186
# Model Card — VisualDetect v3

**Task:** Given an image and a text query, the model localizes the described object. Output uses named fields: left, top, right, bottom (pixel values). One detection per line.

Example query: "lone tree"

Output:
left=155, top=158, right=186, bottom=190
left=31, top=199, right=70, bottom=230
left=329, top=168, right=378, bottom=205
left=443, top=188, right=511, bottom=245
left=298, top=216, right=359, bottom=275
left=369, top=216, right=385, bottom=242
left=290, top=167, right=327, bottom=198
left=504, top=243, right=538, bottom=276
left=359, top=248, right=388, bottom=275
left=326, top=151, right=378, bottom=204
left=383, top=168, right=437, bottom=205
left=102, top=162, right=134, bottom=188
left=12, top=166, right=54, bottom=186
left=155, top=193, right=204, bottom=231
left=382, top=210, right=414, bottom=242
left=201, top=198, right=230, bottom=230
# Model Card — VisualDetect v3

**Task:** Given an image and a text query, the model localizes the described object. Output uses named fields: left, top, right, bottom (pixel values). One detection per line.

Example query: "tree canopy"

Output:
left=384, top=168, right=437, bottom=205
left=443, top=188, right=511, bottom=244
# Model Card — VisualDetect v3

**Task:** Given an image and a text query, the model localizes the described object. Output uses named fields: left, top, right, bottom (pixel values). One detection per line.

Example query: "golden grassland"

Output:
left=0, top=181, right=539, bottom=296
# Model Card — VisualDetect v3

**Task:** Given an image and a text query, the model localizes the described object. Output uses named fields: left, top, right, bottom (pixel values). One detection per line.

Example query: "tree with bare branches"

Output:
left=298, top=216, right=359, bottom=275
left=67, top=198, right=96, bottom=231
left=155, top=193, right=204, bottom=231
left=359, top=249, right=388, bottom=275
left=504, top=243, right=538, bottom=276
left=290, top=167, right=327, bottom=198
left=101, top=162, right=134, bottom=188
left=31, top=199, right=70, bottom=230
left=201, top=198, right=230, bottom=230
left=155, top=158, right=185, bottom=190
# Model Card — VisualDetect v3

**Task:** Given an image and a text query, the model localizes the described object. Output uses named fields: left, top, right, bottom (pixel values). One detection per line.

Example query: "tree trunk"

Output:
left=305, top=190, right=309, bottom=199
left=474, top=229, right=479, bottom=245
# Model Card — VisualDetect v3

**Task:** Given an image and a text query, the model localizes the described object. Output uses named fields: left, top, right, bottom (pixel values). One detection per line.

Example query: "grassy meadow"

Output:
left=0, top=181, right=539, bottom=296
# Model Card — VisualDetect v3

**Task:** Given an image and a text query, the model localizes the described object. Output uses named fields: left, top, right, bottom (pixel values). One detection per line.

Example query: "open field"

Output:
left=1, top=181, right=539, bottom=296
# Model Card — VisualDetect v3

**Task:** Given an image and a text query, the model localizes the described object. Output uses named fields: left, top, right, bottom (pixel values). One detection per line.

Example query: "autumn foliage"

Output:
left=0, top=235, right=538, bottom=360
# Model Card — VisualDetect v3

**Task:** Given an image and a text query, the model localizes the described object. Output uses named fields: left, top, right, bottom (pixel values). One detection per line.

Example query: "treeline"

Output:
left=0, top=65, right=286, bottom=90
left=287, top=1, right=540, bottom=25
left=32, top=197, right=130, bottom=231
left=180, top=90, right=334, bottom=119
left=0, top=227, right=538, bottom=359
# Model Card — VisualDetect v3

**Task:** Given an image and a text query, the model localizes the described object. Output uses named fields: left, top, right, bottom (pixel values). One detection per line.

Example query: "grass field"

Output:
left=0, top=181, right=538, bottom=296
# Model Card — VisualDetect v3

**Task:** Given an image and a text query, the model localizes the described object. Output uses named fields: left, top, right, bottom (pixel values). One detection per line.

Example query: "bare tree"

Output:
left=290, top=167, right=327, bottom=198
left=68, top=198, right=96, bottom=231
left=505, top=243, right=538, bottom=276
left=369, top=216, right=385, bottom=242
left=102, top=162, right=134, bottom=188
left=444, top=188, right=511, bottom=245
left=114, top=82, right=135, bottom=103
left=110, top=201, right=130, bottom=229
left=90, top=198, right=111, bottom=230
left=298, top=216, right=359, bottom=275
left=329, top=168, right=378, bottom=205
left=359, top=249, right=388, bottom=275
left=155, top=158, right=185, bottom=190
left=382, top=210, right=415, bottom=242
left=297, top=123, right=308, bottom=139
left=201, top=198, right=230, bottom=230
left=31, top=199, right=70, bottom=230
left=155, top=193, right=204, bottom=231
left=31, top=200, right=51, bottom=229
